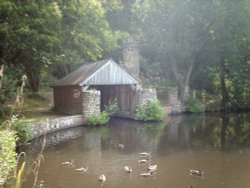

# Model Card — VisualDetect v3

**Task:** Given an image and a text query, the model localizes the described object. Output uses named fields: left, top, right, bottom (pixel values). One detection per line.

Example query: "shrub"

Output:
left=104, top=99, right=119, bottom=116
left=0, top=130, right=17, bottom=185
left=12, top=118, right=32, bottom=146
left=88, top=112, right=110, bottom=126
left=185, top=98, right=205, bottom=113
left=136, top=100, right=165, bottom=121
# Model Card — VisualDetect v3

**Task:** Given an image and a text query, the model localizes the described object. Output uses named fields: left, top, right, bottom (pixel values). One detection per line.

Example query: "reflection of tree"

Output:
left=220, top=114, right=229, bottom=150
left=157, top=112, right=250, bottom=152
left=190, top=113, right=250, bottom=150
left=97, top=119, right=168, bottom=153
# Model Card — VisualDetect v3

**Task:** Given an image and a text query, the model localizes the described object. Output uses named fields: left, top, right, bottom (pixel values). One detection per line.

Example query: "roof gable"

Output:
left=53, top=59, right=138, bottom=87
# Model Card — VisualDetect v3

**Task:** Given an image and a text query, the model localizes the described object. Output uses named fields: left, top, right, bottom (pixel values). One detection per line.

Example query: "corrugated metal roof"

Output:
left=53, top=59, right=138, bottom=86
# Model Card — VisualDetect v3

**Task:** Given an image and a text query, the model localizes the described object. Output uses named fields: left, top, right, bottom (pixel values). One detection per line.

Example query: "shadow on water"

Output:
left=13, top=113, right=250, bottom=188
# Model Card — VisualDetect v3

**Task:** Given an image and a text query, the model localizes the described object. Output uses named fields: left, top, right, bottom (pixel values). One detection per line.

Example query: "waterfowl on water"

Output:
left=140, top=171, right=154, bottom=177
left=139, top=152, right=151, bottom=157
left=148, top=164, right=157, bottom=171
left=118, top=144, right=124, bottom=150
left=138, top=159, right=149, bottom=164
left=75, top=165, right=88, bottom=172
left=98, top=174, right=106, bottom=182
left=61, top=159, right=74, bottom=166
left=190, top=169, right=204, bottom=177
left=124, top=166, right=132, bottom=173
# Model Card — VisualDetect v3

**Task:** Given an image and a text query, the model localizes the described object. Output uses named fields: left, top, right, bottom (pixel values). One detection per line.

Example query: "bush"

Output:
left=104, top=99, right=119, bottom=116
left=185, top=98, right=205, bottom=113
left=12, top=118, right=32, bottom=146
left=136, top=100, right=165, bottom=121
left=0, top=130, right=17, bottom=185
left=88, top=112, right=110, bottom=126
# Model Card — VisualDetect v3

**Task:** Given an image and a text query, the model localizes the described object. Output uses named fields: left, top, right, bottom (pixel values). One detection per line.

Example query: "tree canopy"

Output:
left=1, top=0, right=250, bottom=112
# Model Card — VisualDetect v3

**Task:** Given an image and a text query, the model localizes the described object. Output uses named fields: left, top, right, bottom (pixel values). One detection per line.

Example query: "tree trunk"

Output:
left=220, top=59, right=229, bottom=109
left=171, top=58, right=194, bottom=103
left=0, top=65, right=3, bottom=89
left=25, top=64, right=41, bottom=92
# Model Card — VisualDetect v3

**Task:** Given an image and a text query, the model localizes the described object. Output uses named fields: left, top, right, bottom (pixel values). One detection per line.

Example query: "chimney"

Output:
left=122, top=41, right=140, bottom=80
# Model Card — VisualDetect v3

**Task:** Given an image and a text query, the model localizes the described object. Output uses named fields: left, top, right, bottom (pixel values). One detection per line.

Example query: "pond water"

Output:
left=16, top=113, right=250, bottom=188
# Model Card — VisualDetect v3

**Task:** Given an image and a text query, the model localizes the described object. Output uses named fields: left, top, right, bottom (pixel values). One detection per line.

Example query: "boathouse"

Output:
left=53, top=58, right=139, bottom=115
left=53, top=42, right=157, bottom=118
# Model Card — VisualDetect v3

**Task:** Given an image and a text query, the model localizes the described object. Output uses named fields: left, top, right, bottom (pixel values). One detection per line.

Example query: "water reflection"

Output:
left=14, top=113, right=250, bottom=188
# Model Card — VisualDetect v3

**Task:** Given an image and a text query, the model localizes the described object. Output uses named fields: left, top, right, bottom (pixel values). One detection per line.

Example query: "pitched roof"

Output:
left=53, top=59, right=138, bottom=87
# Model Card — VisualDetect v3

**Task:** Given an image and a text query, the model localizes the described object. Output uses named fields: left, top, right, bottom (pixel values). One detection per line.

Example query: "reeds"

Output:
left=1, top=75, right=48, bottom=188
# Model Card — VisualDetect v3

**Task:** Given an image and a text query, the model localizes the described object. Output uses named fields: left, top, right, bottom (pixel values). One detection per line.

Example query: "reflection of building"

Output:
left=53, top=42, right=157, bottom=119
left=158, top=117, right=191, bottom=152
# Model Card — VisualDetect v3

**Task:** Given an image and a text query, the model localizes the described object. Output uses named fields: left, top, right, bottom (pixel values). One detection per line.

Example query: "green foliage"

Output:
left=104, top=99, right=119, bottom=116
left=88, top=100, right=119, bottom=126
left=185, top=98, right=205, bottom=113
left=88, top=112, right=110, bottom=126
left=0, top=68, right=22, bottom=118
left=0, top=130, right=17, bottom=185
left=136, top=100, right=165, bottom=121
left=11, top=118, right=32, bottom=146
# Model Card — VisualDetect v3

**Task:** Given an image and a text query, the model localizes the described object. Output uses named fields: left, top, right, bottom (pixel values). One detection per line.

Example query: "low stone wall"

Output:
left=28, top=126, right=85, bottom=150
left=82, top=90, right=100, bottom=119
left=29, top=115, right=84, bottom=139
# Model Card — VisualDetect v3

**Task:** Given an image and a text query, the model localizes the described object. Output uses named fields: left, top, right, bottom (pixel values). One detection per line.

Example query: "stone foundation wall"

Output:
left=137, top=88, right=157, bottom=107
left=167, top=87, right=186, bottom=114
left=82, top=90, right=100, bottom=118
left=29, top=115, right=84, bottom=139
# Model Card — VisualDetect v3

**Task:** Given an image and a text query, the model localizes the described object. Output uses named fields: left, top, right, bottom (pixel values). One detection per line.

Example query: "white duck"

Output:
left=148, top=164, right=157, bottom=171
left=98, top=174, right=106, bottom=182
left=138, top=159, right=149, bottom=164
left=61, top=159, right=74, bottom=166
left=190, top=169, right=204, bottom=177
left=124, top=166, right=132, bottom=173
left=139, top=152, right=151, bottom=157
left=118, top=144, right=124, bottom=150
left=140, top=171, right=153, bottom=177
left=75, top=165, right=88, bottom=172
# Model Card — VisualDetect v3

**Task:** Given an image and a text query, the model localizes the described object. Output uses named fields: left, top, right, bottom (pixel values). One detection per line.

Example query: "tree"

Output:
left=0, top=0, right=124, bottom=91
left=135, top=0, right=213, bottom=103
left=50, top=0, right=124, bottom=79
left=0, top=1, right=62, bottom=92
left=206, top=0, right=250, bottom=108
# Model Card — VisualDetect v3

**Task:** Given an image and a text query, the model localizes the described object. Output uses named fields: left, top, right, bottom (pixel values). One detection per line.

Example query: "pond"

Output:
left=15, top=113, right=250, bottom=188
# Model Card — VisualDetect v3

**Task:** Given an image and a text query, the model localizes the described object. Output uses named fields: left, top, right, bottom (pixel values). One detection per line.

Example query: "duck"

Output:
left=140, top=171, right=154, bottom=177
left=148, top=164, right=157, bottom=171
left=61, top=159, right=74, bottom=166
left=139, top=152, right=151, bottom=157
left=75, top=165, right=88, bottom=172
left=98, top=174, right=106, bottom=182
left=124, top=166, right=132, bottom=173
left=118, top=144, right=124, bottom=150
left=190, top=169, right=204, bottom=177
left=138, top=159, right=149, bottom=164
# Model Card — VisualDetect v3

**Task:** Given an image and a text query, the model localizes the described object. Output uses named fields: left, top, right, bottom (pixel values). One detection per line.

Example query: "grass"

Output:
left=10, top=92, right=64, bottom=122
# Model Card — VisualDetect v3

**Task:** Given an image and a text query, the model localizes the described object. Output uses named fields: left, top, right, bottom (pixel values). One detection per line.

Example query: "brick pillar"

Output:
left=82, top=90, right=100, bottom=118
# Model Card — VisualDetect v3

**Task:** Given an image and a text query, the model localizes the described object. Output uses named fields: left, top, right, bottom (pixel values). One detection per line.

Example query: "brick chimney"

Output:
left=122, top=41, right=140, bottom=80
